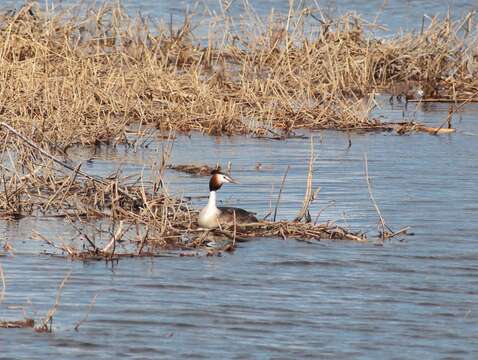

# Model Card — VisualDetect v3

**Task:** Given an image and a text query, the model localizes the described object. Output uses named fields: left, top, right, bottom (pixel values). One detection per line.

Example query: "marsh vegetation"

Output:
left=0, top=1, right=471, bottom=148
left=0, top=1, right=450, bottom=263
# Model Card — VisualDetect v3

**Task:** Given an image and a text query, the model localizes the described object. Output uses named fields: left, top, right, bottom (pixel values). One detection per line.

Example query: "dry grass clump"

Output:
left=0, top=318, right=35, bottom=328
left=0, top=2, right=471, bottom=147
left=167, top=163, right=216, bottom=176
left=0, top=126, right=373, bottom=260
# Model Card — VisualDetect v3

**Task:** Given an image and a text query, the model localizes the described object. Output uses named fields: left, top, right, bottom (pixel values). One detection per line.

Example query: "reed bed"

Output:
left=0, top=2, right=471, bottom=147
left=0, top=124, right=379, bottom=261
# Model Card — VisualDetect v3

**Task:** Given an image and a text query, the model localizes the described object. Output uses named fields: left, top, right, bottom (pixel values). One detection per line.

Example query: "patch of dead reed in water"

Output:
left=0, top=126, right=409, bottom=261
left=0, top=1, right=471, bottom=147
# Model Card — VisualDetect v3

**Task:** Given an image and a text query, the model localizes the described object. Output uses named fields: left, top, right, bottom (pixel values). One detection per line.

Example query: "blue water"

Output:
left=1, top=2, right=478, bottom=359
left=2, top=0, right=477, bottom=33
left=1, top=98, right=478, bottom=358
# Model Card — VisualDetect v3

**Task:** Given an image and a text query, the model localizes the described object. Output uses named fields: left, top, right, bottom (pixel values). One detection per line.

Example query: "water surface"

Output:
left=1, top=98, right=478, bottom=358
left=1, top=0, right=478, bottom=358
left=2, top=0, right=477, bottom=34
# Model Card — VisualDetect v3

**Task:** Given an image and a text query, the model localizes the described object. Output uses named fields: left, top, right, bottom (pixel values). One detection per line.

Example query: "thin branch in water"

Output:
left=32, top=231, right=77, bottom=257
left=363, top=153, right=390, bottom=241
left=74, top=293, right=98, bottom=331
left=295, top=137, right=320, bottom=222
left=36, top=270, right=72, bottom=333
left=273, top=165, right=290, bottom=222
left=0, top=262, right=5, bottom=305
left=313, top=200, right=336, bottom=225
left=232, top=210, right=237, bottom=248
left=102, top=220, right=125, bottom=254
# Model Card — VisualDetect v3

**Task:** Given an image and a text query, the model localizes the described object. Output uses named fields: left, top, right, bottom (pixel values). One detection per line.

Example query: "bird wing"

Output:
left=217, top=207, right=258, bottom=223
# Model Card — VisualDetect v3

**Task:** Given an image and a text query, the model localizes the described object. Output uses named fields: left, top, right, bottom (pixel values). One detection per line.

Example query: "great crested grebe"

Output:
left=198, top=170, right=257, bottom=229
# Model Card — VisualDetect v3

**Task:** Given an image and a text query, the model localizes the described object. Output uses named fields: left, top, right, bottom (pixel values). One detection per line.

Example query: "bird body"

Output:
left=198, top=190, right=221, bottom=228
left=198, top=171, right=257, bottom=229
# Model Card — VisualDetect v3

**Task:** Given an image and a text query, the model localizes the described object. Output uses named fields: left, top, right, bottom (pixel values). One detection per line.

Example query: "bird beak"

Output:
left=224, top=174, right=239, bottom=184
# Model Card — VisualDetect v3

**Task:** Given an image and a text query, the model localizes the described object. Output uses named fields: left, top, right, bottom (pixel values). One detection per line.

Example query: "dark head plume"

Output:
left=210, top=167, right=222, bottom=175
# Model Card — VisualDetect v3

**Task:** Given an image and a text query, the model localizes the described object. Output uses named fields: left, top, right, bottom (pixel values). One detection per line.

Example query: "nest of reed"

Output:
left=0, top=2, right=471, bottom=147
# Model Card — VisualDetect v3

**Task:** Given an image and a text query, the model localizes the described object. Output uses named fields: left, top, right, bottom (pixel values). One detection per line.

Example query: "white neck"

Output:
left=206, top=191, right=218, bottom=210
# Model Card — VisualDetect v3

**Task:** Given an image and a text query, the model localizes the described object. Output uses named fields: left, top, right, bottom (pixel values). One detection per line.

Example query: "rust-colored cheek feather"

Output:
left=209, top=174, right=223, bottom=191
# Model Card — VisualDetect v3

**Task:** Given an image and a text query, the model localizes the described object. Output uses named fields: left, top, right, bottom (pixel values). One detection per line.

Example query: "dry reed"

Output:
left=0, top=2, right=472, bottom=148
left=0, top=122, right=382, bottom=260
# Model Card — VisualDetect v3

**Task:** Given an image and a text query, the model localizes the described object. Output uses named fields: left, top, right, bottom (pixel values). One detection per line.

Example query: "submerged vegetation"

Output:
left=0, top=1, right=470, bottom=146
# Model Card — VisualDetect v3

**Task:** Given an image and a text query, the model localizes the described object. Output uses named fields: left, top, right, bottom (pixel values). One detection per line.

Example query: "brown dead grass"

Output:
left=0, top=2, right=473, bottom=147
left=0, top=125, right=374, bottom=259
